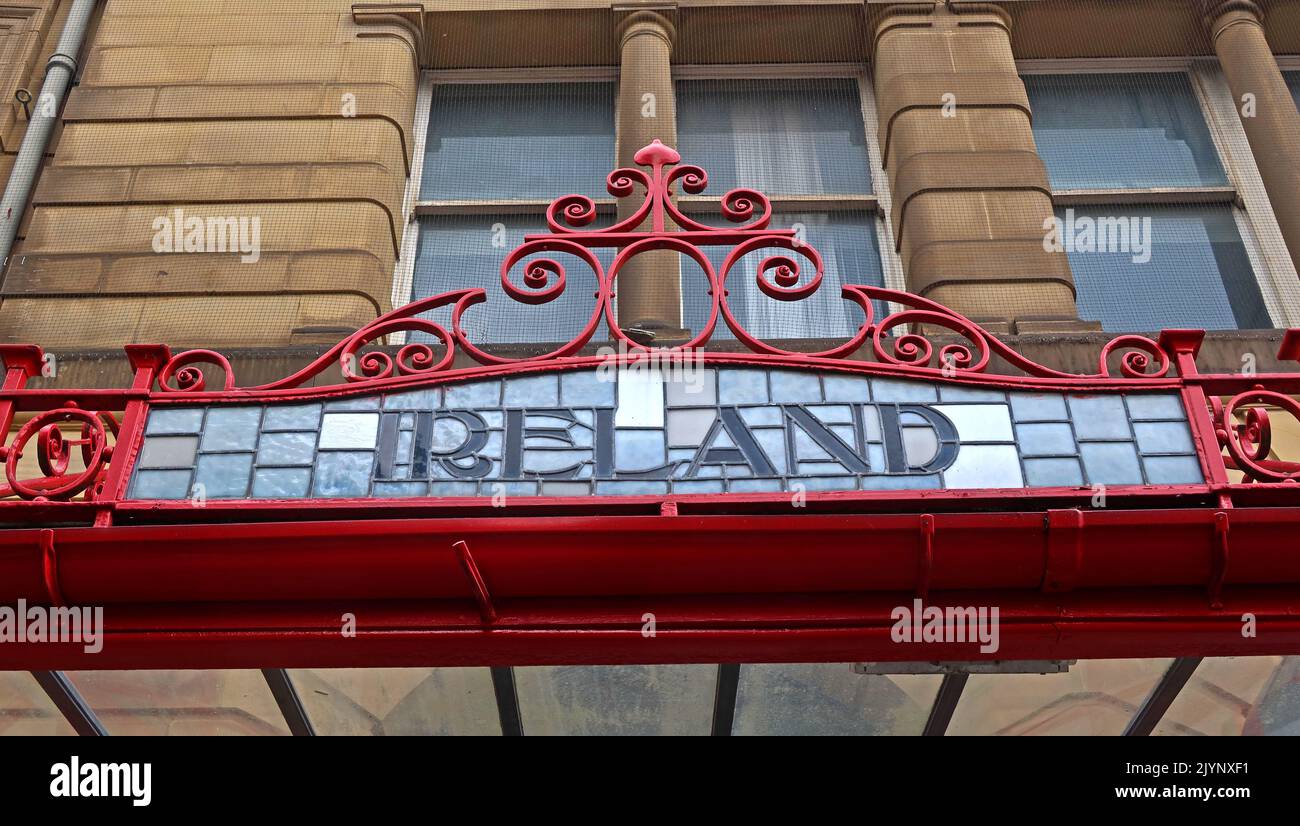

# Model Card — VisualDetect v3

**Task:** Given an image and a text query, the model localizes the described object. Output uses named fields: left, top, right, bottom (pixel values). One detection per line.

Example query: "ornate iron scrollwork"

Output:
left=152, top=140, right=1171, bottom=393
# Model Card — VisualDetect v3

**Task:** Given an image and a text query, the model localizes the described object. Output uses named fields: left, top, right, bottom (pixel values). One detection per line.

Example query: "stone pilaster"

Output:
left=874, top=2, right=1094, bottom=333
left=614, top=9, right=687, bottom=341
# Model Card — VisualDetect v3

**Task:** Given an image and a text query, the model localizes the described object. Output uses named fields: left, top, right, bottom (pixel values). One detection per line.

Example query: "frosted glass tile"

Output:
left=933, top=404, right=1013, bottom=442
left=373, top=481, right=429, bottom=497
left=1024, top=457, right=1085, bottom=487
left=672, top=480, right=726, bottom=494
left=791, top=429, right=831, bottom=461
left=667, top=409, right=716, bottom=446
left=938, top=385, right=1005, bottom=402
left=541, top=482, right=591, bottom=496
left=866, top=443, right=886, bottom=471
left=200, top=408, right=261, bottom=451
left=1068, top=396, right=1131, bottom=439
left=753, top=429, right=788, bottom=475
left=800, top=462, right=853, bottom=477
left=616, top=368, right=664, bottom=427
left=432, top=417, right=470, bottom=452
left=262, top=404, right=322, bottom=432
left=132, top=470, right=191, bottom=500
left=718, top=369, right=768, bottom=404
left=739, top=407, right=782, bottom=427
left=482, top=430, right=502, bottom=460
left=943, top=445, right=1023, bottom=489
left=1009, top=393, right=1068, bottom=422
left=256, top=432, right=317, bottom=466
left=872, top=379, right=937, bottom=403
left=1016, top=422, right=1077, bottom=457
left=522, top=450, right=585, bottom=473
left=194, top=453, right=253, bottom=498
left=253, top=468, right=311, bottom=499
left=146, top=408, right=204, bottom=435
left=1143, top=455, right=1204, bottom=485
left=1133, top=421, right=1195, bottom=455
left=860, top=474, right=941, bottom=490
left=319, top=413, right=380, bottom=449
left=383, top=389, right=439, bottom=411
left=729, top=478, right=784, bottom=493
left=822, top=375, right=870, bottom=403
left=138, top=436, right=198, bottom=469
left=595, top=481, right=669, bottom=495
left=560, top=371, right=615, bottom=407
left=445, top=381, right=501, bottom=408
left=1080, top=442, right=1143, bottom=485
left=503, top=375, right=559, bottom=408
left=325, top=396, right=381, bottom=411
left=313, top=452, right=373, bottom=497
left=770, top=370, right=821, bottom=403
left=807, top=404, right=853, bottom=425
left=615, top=430, right=665, bottom=471
left=903, top=428, right=938, bottom=466
left=800, top=476, right=858, bottom=491
left=665, top=370, right=715, bottom=406
left=1126, top=394, right=1185, bottom=421
left=430, top=481, right=478, bottom=496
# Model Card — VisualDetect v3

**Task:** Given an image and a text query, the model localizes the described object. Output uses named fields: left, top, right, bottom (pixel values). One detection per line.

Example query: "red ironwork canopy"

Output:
left=3, top=141, right=1300, bottom=672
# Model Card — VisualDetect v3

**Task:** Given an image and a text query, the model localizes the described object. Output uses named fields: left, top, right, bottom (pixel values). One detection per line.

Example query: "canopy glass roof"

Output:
left=5, top=657, right=1297, bottom=736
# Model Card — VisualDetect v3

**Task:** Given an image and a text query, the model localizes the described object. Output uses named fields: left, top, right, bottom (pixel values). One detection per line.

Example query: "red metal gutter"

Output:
left=2, top=507, right=1299, bottom=669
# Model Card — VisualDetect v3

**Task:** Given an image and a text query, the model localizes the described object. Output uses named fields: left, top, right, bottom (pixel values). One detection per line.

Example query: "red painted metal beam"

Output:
left=3, top=590, right=1299, bottom=670
left=4, top=508, right=1300, bottom=607
left=2, top=508, right=1300, bottom=669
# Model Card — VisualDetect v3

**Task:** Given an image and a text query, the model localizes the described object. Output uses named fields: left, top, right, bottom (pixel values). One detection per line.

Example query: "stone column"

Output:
left=614, top=9, right=687, bottom=341
left=1205, top=0, right=1300, bottom=272
left=874, top=2, right=1095, bottom=334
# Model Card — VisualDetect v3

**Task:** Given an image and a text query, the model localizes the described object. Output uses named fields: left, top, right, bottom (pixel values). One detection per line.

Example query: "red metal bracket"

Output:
left=453, top=540, right=497, bottom=625
left=916, top=514, right=934, bottom=600
left=1209, top=511, right=1230, bottom=609
left=1043, top=509, right=1085, bottom=594
left=40, top=528, right=65, bottom=607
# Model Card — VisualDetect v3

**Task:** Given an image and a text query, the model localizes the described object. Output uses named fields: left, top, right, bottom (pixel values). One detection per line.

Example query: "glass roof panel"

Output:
left=66, top=670, right=289, bottom=736
left=948, top=659, right=1173, bottom=735
left=733, top=664, right=941, bottom=735
left=514, top=665, right=715, bottom=735
left=1158, top=656, right=1300, bottom=736
left=0, top=672, right=76, bottom=736
left=287, top=668, right=499, bottom=735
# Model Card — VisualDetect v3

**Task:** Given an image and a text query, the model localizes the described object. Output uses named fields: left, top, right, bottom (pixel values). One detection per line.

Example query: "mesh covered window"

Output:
left=413, top=215, right=614, bottom=345
left=682, top=211, right=884, bottom=341
left=1287, top=71, right=1300, bottom=111
left=1024, top=73, right=1228, bottom=190
left=675, top=78, right=882, bottom=343
left=421, top=82, right=615, bottom=201
left=1061, top=205, right=1269, bottom=332
left=676, top=78, right=873, bottom=195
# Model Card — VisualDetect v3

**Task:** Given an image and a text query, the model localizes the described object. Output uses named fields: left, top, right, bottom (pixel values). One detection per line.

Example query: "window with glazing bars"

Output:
left=1023, top=71, right=1273, bottom=332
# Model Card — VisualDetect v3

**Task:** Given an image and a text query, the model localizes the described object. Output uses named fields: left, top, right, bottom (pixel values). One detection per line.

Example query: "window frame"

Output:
left=670, top=63, right=900, bottom=337
left=1017, top=57, right=1300, bottom=330
left=392, top=67, right=619, bottom=343
left=393, top=64, right=902, bottom=343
